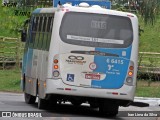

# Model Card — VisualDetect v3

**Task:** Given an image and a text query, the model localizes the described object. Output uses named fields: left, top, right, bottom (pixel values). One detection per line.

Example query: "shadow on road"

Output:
left=30, top=102, right=124, bottom=119
left=130, top=102, right=149, bottom=107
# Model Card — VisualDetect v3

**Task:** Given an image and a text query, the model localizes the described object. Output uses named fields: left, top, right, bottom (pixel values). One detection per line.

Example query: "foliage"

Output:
left=112, top=0, right=160, bottom=25
left=0, top=69, right=21, bottom=92
left=139, top=15, right=160, bottom=52
left=136, top=80, right=160, bottom=97
left=0, top=0, right=27, bottom=37
left=139, top=0, right=160, bottom=25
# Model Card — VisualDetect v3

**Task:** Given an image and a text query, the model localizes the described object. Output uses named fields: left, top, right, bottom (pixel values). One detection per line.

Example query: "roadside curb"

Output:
left=132, top=97, right=160, bottom=107
left=135, top=97, right=160, bottom=100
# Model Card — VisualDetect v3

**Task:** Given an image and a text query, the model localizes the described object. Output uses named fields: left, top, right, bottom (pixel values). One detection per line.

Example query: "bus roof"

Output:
left=32, top=8, right=57, bottom=14
left=32, top=4, right=137, bottom=18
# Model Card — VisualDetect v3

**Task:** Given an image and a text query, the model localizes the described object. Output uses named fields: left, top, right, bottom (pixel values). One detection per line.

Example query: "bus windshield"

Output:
left=60, top=12, right=133, bottom=48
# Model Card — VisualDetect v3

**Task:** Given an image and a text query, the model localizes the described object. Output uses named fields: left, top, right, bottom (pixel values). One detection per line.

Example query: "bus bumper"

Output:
left=45, top=78, right=136, bottom=101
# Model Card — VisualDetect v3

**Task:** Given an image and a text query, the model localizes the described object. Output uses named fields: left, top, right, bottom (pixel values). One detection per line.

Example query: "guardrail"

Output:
left=0, top=36, right=24, bottom=69
left=138, top=52, right=160, bottom=75
left=138, top=52, right=160, bottom=81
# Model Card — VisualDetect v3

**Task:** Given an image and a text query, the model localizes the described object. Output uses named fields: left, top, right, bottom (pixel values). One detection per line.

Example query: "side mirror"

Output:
left=21, top=29, right=26, bottom=42
left=21, top=19, right=30, bottom=42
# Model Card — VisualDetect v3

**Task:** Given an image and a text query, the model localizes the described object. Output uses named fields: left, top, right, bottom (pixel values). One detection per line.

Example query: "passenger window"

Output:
left=34, top=17, right=40, bottom=49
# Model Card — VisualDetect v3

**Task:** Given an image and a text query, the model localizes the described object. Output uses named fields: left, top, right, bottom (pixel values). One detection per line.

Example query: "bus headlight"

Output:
left=53, top=71, right=60, bottom=77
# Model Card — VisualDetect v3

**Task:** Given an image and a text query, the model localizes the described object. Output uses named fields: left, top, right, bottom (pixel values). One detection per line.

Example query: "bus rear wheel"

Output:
left=24, top=93, right=36, bottom=104
left=38, top=97, right=48, bottom=109
left=99, top=100, right=119, bottom=117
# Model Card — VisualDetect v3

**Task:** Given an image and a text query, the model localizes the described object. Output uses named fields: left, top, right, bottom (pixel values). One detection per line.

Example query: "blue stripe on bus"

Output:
left=22, top=50, right=27, bottom=74
left=91, top=46, right=132, bottom=89
left=27, top=48, right=33, bottom=70
left=21, top=48, right=33, bottom=90
left=22, top=49, right=33, bottom=75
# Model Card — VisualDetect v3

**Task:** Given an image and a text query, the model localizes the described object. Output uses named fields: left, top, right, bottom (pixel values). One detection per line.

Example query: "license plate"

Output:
left=85, top=74, right=100, bottom=80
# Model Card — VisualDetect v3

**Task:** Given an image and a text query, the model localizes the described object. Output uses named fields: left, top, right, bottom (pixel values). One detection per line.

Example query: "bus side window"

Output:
left=31, top=16, right=38, bottom=48
left=29, top=16, right=35, bottom=48
left=28, top=16, right=34, bottom=48
left=21, top=18, right=30, bottom=43
left=33, top=16, right=40, bottom=49
left=46, top=16, right=54, bottom=51
left=42, top=16, right=48, bottom=50
left=38, top=16, right=44, bottom=49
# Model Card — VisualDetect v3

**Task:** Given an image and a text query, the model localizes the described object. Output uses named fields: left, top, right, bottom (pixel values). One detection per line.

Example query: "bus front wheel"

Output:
left=24, top=93, right=36, bottom=104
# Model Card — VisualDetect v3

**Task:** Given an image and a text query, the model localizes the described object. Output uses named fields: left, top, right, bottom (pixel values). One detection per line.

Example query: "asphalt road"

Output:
left=0, top=92, right=159, bottom=120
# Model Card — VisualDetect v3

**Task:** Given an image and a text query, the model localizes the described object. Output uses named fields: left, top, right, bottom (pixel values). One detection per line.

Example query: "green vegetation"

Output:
left=136, top=80, right=160, bottom=98
left=0, top=0, right=27, bottom=37
left=139, top=15, right=160, bottom=52
left=0, top=69, right=21, bottom=92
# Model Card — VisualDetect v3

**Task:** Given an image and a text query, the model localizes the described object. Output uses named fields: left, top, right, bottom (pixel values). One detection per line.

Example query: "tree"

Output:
left=112, top=0, right=160, bottom=24
left=139, top=0, right=160, bottom=25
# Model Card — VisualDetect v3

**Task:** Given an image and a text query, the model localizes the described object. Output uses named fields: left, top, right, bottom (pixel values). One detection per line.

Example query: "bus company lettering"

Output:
left=85, top=74, right=100, bottom=80
left=66, top=55, right=86, bottom=65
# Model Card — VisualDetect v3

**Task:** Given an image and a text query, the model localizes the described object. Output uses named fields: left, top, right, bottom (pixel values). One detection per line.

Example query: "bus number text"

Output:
left=106, top=59, right=124, bottom=65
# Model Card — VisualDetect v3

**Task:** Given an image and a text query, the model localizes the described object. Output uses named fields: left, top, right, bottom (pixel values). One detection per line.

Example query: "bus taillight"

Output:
left=129, top=66, right=134, bottom=70
left=125, top=62, right=134, bottom=86
left=52, top=56, right=61, bottom=79
left=54, top=59, right=58, bottom=64
left=128, top=71, right=133, bottom=76
left=54, top=65, right=59, bottom=69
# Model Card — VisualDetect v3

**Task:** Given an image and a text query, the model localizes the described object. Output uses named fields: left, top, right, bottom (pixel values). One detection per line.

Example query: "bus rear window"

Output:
left=59, top=12, right=133, bottom=48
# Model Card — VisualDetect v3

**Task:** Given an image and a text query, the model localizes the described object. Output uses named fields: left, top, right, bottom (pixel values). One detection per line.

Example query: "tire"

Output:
left=24, top=93, right=36, bottom=104
left=38, top=97, right=48, bottom=109
left=49, top=98, right=57, bottom=107
left=89, top=102, right=99, bottom=108
left=99, top=100, right=119, bottom=117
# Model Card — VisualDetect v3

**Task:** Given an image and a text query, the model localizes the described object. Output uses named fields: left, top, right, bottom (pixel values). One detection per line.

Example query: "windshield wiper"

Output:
left=71, top=50, right=119, bottom=57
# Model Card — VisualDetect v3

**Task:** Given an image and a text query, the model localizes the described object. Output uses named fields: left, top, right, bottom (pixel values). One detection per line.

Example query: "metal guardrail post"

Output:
left=15, top=38, right=20, bottom=68
left=0, top=36, right=23, bottom=69
left=2, top=37, right=5, bottom=70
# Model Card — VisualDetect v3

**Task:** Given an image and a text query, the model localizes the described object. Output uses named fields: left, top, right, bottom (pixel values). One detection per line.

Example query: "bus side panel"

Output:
left=21, top=43, right=29, bottom=91
left=36, top=50, right=49, bottom=98
left=26, top=48, right=33, bottom=77
left=30, top=49, right=39, bottom=96
left=24, top=48, right=34, bottom=94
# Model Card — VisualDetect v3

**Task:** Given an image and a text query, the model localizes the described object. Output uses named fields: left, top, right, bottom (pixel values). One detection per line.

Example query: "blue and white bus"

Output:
left=21, top=2, right=139, bottom=116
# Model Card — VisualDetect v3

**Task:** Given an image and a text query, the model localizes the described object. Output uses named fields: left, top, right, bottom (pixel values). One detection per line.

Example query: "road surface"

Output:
left=0, top=92, right=159, bottom=120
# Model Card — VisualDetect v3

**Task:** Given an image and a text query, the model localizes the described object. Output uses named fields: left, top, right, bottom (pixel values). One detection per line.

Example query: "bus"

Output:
left=21, top=3, right=139, bottom=116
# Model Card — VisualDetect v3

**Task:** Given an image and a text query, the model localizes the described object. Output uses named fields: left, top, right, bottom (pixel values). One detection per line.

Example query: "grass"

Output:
left=136, top=80, right=160, bottom=98
left=0, top=0, right=27, bottom=37
left=139, top=15, right=160, bottom=52
left=0, top=69, right=21, bottom=92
